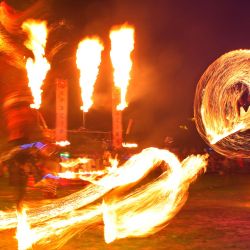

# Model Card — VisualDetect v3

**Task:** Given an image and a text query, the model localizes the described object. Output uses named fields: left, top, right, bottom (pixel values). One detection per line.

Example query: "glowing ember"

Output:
left=110, top=25, right=135, bottom=110
left=55, top=140, right=71, bottom=147
left=76, top=37, right=104, bottom=112
left=0, top=147, right=207, bottom=249
left=122, top=142, right=138, bottom=148
left=22, top=19, right=50, bottom=109
left=16, top=208, right=33, bottom=250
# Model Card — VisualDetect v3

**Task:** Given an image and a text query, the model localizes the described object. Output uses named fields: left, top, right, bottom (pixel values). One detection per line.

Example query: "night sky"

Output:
left=4, top=0, right=250, bottom=149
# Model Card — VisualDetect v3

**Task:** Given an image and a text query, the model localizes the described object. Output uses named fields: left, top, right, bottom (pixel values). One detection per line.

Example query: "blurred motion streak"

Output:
left=0, top=148, right=207, bottom=248
left=15, top=208, right=33, bottom=250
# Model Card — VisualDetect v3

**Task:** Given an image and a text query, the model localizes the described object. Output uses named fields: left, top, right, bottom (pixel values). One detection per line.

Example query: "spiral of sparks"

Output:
left=194, top=49, right=250, bottom=158
left=0, top=148, right=207, bottom=249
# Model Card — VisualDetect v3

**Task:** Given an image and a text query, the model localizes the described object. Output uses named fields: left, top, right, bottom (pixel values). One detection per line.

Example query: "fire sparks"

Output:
left=15, top=208, right=33, bottom=250
left=0, top=148, right=207, bottom=249
left=76, top=37, right=104, bottom=112
left=110, top=24, right=135, bottom=110
left=194, top=49, right=250, bottom=158
left=22, top=19, right=50, bottom=109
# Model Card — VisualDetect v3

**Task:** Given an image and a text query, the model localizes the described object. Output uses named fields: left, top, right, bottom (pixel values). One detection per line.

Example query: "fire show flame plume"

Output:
left=110, top=24, right=134, bottom=110
left=194, top=49, right=250, bottom=158
left=0, top=148, right=207, bottom=249
left=76, top=37, right=104, bottom=112
left=22, top=19, right=50, bottom=109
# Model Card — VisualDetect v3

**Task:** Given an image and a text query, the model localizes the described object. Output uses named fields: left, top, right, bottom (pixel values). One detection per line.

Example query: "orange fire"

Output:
left=15, top=208, right=33, bottom=250
left=110, top=24, right=135, bottom=110
left=59, top=157, right=91, bottom=169
left=55, top=140, right=71, bottom=147
left=0, top=147, right=207, bottom=249
left=76, top=37, right=104, bottom=112
left=21, top=19, right=50, bottom=109
left=122, top=142, right=138, bottom=148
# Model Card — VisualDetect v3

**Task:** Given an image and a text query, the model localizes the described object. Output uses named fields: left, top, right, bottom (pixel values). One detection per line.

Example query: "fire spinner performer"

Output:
left=0, top=0, right=59, bottom=208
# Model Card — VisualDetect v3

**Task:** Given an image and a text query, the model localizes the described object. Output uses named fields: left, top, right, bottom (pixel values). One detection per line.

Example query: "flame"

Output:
left=76, top=37, right=104, bottom=112
left=21, top=19, right=50, bottom=109
left=108, top=156, right=119, bottom=171
left=59, top=157, right=91, bottom=168
left=55, top=140, right=71, bottom=147
left=122, top=142, right=138, bottom=148
left=15, top=208, right=33, bottom=250
left=58, top=170, right=106, bottom=181
left=0, top=148, right=207, bottom=248
left=110, top=25, right=135, bottom=110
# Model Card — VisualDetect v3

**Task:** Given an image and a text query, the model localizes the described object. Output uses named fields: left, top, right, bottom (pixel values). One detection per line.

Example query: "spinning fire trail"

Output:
left=194, top=49, right=250, bottom=158
left=0, top=148, right=207, bottom=249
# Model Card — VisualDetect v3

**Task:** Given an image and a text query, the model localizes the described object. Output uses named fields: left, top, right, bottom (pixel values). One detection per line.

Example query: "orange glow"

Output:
left=110, top=25, right=135, bottom=110
left=0, top=148, right=207, bottom=248
left=15, top=208, right=33, bottom=250
left=58, top=170, right=106, bottom=180
left=22, top=19, right=50, bottom=109
left=122, top=142, right=138, bottom=148
left=76, top=37, right=104, bottom=112
left=59, top=157, right=91, bottom=169
left=108, top=156, right=119, bottom=171
left=55, top=140, right=71, bottom=147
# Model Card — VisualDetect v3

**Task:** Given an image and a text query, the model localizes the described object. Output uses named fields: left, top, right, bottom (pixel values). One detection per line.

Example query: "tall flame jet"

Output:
left=22, top=19, right=50, bottom=109
left=110, top=24, right=135, bottom=110
left=76, top=37, right=104, bottom=112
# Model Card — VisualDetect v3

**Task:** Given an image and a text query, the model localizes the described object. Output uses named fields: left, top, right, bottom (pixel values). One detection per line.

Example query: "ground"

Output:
left=0, top=172, right=250, bottom=250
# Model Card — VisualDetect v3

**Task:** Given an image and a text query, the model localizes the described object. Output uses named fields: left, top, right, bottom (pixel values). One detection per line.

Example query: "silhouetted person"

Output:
left=235, top=83, right=250, bottom=116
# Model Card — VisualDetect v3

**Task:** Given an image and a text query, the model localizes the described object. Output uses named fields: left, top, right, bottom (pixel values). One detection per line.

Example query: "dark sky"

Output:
left=19, top=0, right=250, bottom=148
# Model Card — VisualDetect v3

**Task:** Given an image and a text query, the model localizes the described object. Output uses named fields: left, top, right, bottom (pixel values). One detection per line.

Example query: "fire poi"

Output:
left=194, top=49, right=250, bottom=158
left=1, top=148, right=208, bottom=249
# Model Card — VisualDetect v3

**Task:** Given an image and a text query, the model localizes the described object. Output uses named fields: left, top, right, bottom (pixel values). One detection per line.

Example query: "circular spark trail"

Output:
left=194, top=49, right=250, bottom=158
